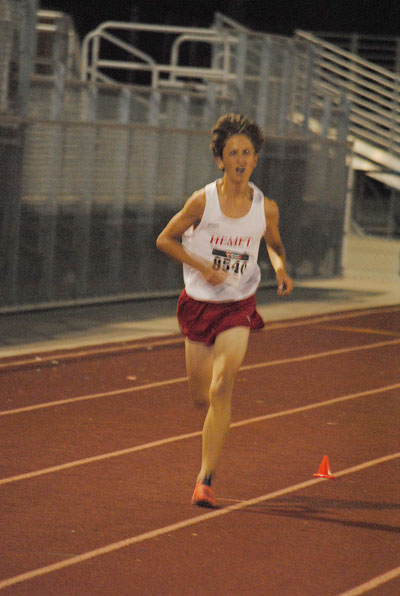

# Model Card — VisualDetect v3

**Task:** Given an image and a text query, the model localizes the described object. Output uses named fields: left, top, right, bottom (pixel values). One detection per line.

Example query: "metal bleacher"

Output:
left=73, top=13, right=400, bottom=240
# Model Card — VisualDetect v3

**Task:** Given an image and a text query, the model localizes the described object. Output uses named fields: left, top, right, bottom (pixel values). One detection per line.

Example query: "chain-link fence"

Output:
left=0, top=118, right=349, bottom=309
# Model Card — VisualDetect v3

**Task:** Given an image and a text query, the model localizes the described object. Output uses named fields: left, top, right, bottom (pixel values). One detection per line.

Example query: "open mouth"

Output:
left=236, top=167, right=245, bottom=174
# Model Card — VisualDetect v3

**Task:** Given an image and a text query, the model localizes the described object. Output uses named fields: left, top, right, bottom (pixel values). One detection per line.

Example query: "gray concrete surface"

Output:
left=0, top=277, right=398, bottom=357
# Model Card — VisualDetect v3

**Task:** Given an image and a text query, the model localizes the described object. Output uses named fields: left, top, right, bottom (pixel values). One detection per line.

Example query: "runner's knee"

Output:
left=189, top=385, right=209, bottom=408
left=209, top=373, right=233, bottom=407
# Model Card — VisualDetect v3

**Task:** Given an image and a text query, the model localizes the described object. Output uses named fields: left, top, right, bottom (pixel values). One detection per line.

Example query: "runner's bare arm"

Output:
left=263, top=198, right=294, bottom=296
left=156, top=190, right=228, bottom=285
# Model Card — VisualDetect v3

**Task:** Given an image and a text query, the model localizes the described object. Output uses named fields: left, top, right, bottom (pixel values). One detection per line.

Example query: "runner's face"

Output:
left=217, top=134, right=258, bottom=181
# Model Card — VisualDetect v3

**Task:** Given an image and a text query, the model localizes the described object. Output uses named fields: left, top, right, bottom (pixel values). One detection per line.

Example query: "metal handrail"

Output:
left=296, top=30, right=400, bottom=157
left=36, top=9, right=81, bottom=77
left=81, top=21, right=239, bottom=89
left=169, top=31, right=238, bottom=85
left=311, top=31, right=400, bottom=73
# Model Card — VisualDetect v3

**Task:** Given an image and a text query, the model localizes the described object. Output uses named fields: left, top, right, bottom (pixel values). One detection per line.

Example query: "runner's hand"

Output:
left=202, top=264, right=229, bottom=286
left=276, top=270, right=294, bottom=296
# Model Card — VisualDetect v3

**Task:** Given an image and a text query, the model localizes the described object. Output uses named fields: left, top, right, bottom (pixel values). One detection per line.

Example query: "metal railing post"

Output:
left=51, top=15, right=67, bottom=120
left=302, top=43, right=315, bottom=134
left=134, top=90, right=160, bottom=290
left=278, top=40, right=293, bottom=135
left=17, top=0, right=38, bottom=117
left=105, top=87, right=132, bottom=291
left=256, top=36, right=270, bottom=130
left=235, top=31, right=247, bottom=100
left=320, top=95, right=332, bottom=137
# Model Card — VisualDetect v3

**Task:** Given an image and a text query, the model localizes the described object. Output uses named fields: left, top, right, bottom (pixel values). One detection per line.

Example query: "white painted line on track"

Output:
left=0, top=377, right=188, bottom=417
left=230, top=381, right=400, bottom=429
left=239, top=337, right=400, bottom=373
left=314, top=324, right=400, bottom=338
left=335, top=565, right=400, bottom=596
left=1, top=337, right=399, bottom=417
left=265, top=304, right=400, bottom=330
left=0, top=429, right=201, bottom=486
left=1, top=381, right=399, bottom=487
left=0, top=338, right=184, bottom=369
left=0, top=452, right=398, bottom=591
left=1, top=304, right=399, bottom=370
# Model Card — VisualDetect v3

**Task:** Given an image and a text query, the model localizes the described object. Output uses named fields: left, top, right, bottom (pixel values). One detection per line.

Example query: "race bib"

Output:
left=212, top=248, right=249, bottom=287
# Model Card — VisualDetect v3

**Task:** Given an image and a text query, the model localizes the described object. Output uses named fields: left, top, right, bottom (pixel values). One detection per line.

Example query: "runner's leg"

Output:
left=185, top=338, right=214, bottom=408
left=197, top=325, right=250, bottom=482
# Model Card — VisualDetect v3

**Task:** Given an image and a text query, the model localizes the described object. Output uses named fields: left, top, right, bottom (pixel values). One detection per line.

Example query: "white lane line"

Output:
left=1, top=337, right=400, bottom=417
left=1, top=304, right=399, bottom=370
left=230, top=382, right=400, bottom=429
left=314, top=324, right=400, bottom=338
left=240, top=337, right=400, bottom=373
left=1, top=382, right=399, bottom=487
left=263, top=305, right=400, bottom=333
left=0, top=377, right=188, bottom=417
left=0, top=337, right=185, bottom=369
left=0, top=429, right=201, bottom=486
left=0, top=452, right=398, bottom=591
left=335, top=565, right=400, bottom=596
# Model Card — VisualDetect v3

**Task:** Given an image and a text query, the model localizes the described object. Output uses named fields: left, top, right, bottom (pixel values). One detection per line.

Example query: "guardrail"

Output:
left=295, top=30, right=400, bottom=158
left=311, top=31, right=400, bottom=73
left=79, top=18, right=350, bottom=142
left=35, top=9, right=81, bottom=77
left=81, top=21, right=238, bottom=90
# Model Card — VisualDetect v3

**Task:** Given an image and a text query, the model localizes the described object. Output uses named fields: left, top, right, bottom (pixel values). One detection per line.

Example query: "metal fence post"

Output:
left=38, top=122, right=63, bottom=300
left=105, top=87, right=131, bottom=291
left=301, top=43, right=315, bottom=134
left=134, top=89, right=160, bottom=290
left=320, top=95, right=332, bottom=137
left=73, top=85, right=98, bottom=298
left=233, top=31, right=247, bottom=111
left=17, top=0, right=38, bottom=117
left=337, top=92, right=350, bottom=142
left=256, top=36, right=270, bottom=130
left=51, top=15, right=67, bottom=120
left=203, top=83, right=216, bottom=128
left=174, top=93, right=189, bottom=197
left=278, top=40, right=293, bottom=135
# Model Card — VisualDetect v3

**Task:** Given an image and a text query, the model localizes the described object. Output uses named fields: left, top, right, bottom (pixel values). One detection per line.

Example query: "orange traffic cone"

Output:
left=314, top=455, right=335, bottom=479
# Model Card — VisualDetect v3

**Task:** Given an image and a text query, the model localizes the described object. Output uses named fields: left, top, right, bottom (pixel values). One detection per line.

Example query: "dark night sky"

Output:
left=41, top=0, right=400, bottom=40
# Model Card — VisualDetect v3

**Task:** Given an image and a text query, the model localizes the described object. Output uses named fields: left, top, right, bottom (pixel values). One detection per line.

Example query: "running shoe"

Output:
left=191, top=483, right=216, bottom=508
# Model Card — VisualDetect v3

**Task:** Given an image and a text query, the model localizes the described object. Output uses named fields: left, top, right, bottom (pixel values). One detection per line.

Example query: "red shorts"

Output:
left=177, top=289, right=264, bottom=346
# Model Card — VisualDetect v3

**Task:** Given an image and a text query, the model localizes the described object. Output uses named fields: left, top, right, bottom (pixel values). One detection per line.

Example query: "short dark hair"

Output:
left=210, top=113, right=265, bottom=159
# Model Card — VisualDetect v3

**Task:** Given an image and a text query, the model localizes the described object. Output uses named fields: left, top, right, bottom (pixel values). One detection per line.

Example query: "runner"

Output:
left=156, top=113, right=294, bottom=507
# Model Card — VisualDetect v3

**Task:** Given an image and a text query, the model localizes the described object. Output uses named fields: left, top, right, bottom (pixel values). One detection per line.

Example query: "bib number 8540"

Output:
left=213, top=256, right=247, bottom=275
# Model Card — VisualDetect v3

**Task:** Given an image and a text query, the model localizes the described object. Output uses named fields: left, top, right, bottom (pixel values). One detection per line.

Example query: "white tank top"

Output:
left=182, top=179, right=267, bottom=302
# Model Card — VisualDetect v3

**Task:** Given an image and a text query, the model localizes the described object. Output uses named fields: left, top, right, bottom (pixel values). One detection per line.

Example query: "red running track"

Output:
left=0, top=305, right=399, bottom=595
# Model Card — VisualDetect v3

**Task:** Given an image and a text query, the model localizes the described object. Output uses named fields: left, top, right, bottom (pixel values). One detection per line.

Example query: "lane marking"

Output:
left=1, top=337, right=400, bottom=418
left=230, top=382, right=400, bottom=429
left=315, top=324, right=400, bottom=337
left=0, top=337, right=184, bottom=370
left=1, top=304, right=399, bottom=370
left=335, top=565, right=400, bottom=596
left=0, top=378, right=188, bottom=417
left=0, top=452, right=398, bottom=591
left=264, top=305, right=400, bottom=332
left=1, top=382, right=399, bottom=487
left=239, top=337, right=400, bottom=373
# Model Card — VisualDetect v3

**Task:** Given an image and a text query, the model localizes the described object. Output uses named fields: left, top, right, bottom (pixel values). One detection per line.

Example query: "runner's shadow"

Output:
left=242, top=495, right=400, bottom=534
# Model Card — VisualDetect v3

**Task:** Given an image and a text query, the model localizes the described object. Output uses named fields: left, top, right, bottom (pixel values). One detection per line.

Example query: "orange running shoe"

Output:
left=191, top=483, right=216, bottom=508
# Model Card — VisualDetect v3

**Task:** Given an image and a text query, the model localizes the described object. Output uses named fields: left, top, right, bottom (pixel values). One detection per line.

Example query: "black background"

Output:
left=41, top=0, right=400, bottom=40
